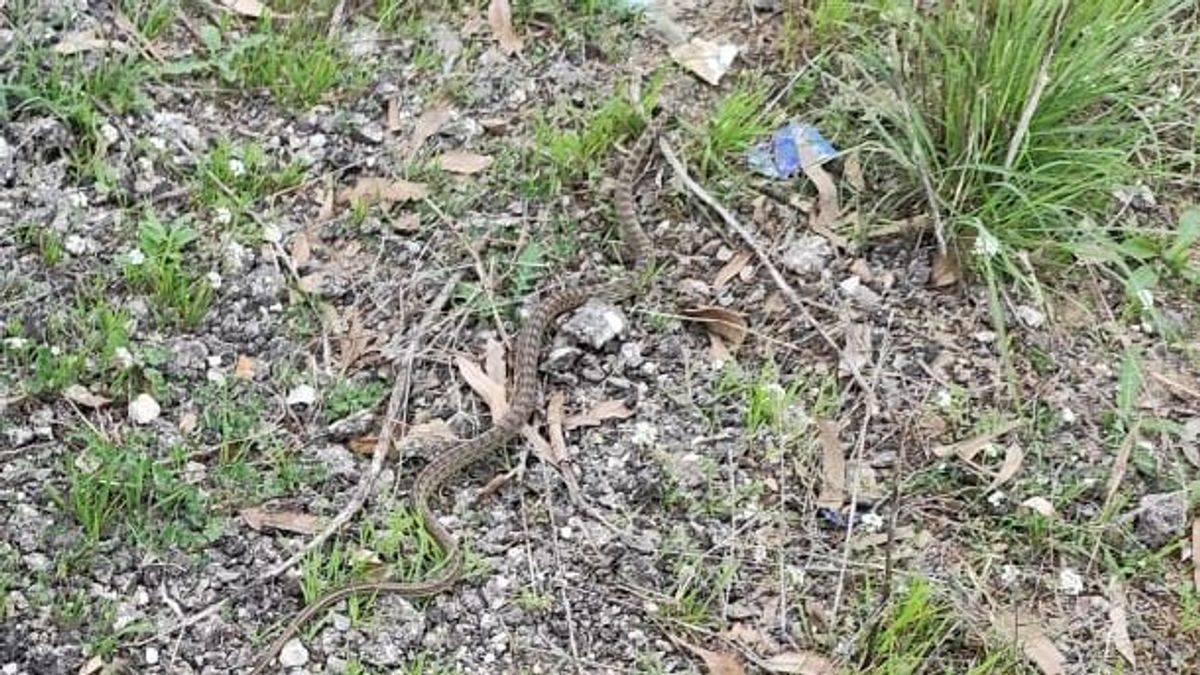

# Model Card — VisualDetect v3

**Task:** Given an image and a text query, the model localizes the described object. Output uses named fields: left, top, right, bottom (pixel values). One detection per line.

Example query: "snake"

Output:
left=248, top=118, right=661, bottom=673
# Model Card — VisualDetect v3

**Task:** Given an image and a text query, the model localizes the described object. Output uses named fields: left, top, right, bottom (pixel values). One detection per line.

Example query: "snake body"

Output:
left=250, top=120, right=659, bottom=672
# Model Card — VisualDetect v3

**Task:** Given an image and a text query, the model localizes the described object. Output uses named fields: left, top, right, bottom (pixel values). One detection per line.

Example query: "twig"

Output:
left=141, top=270, right=462, bottom=647
left=657, top=138, right=878, bottom=414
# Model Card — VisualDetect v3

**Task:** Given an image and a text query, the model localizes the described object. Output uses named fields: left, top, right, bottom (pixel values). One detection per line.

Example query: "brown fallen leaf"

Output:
left=1103, top=422, right=1139, bottom=511
left=685, top=306, right=748, bottom=351
left=53, top=29, right=130, bottom=56
left=233, top=355, right=256, bottom=380
left=930, top=248, right=961, bottom=287
left=1192, top=518, right=1200, bottom=592
left=241, top=507, right=326, bottom=535
left=179, top=411, right=199, bottom=435
left=564, top=399, right=634, bottom=430
left=439, top=151, right=493, bottom=175
left=843, top=152, right=866, bottom=192
left=62, top=384, right=111, bottom=409
left=713, top=250, right=753, bottom=289
left=761, top=650, right=837, bottom=674
left=290, top=231, right=312, bottom=267
left=407, top=103, right=452, bottom=157
left=484, top=339, right=506, bottom=391
left=386, top=96, right=402, bottom=133
left=456, top=354, right=508, bottom=419
left=671, top=636, right=745, bottom=675
left=815, top=419, right=846, bottom=511
left=931, top=419, right=1022, bottom=461
left=990, top=610, right=1066, bottom=675
left=987, top=444, right=1024, bottom=490
left=546, top=391, right=569, bottom=465
left=1107, top=576, right=1136, bottom=667
left=78, top=654, right=104, bottom=675
left=337, top=177, right=429, bottom=206
left=1019, top=496, right=1057, bottom=518
left=839, top=322, right=871, bottom=378
left=797, top=145, right=841, bottom=235
left=669, top=38, right=739, bottom=86
left=218, top=0, right=288, bottom=18
left=391, top=213, right=421, bottom=233
left=487, top=0, right=523, bottom=55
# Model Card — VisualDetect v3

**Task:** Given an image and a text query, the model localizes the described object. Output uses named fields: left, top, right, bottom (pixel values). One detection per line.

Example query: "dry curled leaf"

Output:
left=815, top=420, right=845, bottom=511
left=487, top=0, right=523, bottom=55
left=456, top=354, right=508, bottom=419
left=761, top=650, right=836, bottom=674
left=1019, top=496, right=1057, bottom=518
left=233, top=355, right=256, bottom=380
left=990, top=610, right=1065, bottom=675
left=932, top=419, right=1021, bottom=460
left=685, top=306, right=747, bottom=351
left=987, top=444, right=1024, bottom=490
left=407, top=103, right=452, bottom=156
left=439, top=150, right=493, bottom=175
left=843, top=153, right=866, bottom=192
left=53, top=29, right=130, bottom=55
left=218, top=0, right=287, bottom=18
left=546, top=391, right=569, bottom=465
left=337, top=177, right=429, bottom=206
left=1107, top=576, right=1136, bottom=667
left=241, top=507, right=325, bottom=535
left=63, top=384, right=111, bottom=409
left=713, top=250, right=753, bottom=288
left=564, top=399, right=634, bottom=430
left=839, top=322, right=871, bottom=377
left=931, top=249, right=961, bottom=287
left=669, top=38, right=739, bottom=86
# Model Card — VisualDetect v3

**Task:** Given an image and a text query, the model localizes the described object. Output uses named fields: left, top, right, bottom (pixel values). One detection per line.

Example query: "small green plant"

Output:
left=665, top=555, right=738, bottom=628
left=194, top=138, right=304, bottom=233
left=118, top=0, right=178, bottom=40
left=686, top=82, right=779, bottom=179
left=122, top=212, right=213, bottom=328
left=324, top=377, right=388, bottom=423
left=15, top=223, right=65, bottom=266
left=53, top=429, right=214, bottom=549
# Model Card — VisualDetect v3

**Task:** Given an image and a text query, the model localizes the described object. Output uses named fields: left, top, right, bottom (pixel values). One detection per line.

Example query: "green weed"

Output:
left=194, top=138, right=304, bottom=235
left=685, top=82, right=780, bottom=179
left=324, top=377, right=388, bottom=423
left=860, top=0, right=1191, bottom=297
left=121, top=211, right=213, bottom=329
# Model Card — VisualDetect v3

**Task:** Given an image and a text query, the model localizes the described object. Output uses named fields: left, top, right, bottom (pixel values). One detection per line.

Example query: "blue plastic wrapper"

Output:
left=748, top=121, right=838, bottom=179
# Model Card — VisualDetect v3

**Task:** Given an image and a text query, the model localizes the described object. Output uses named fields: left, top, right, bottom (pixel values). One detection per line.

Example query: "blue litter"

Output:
left=748, top=120, right=838, bottom=179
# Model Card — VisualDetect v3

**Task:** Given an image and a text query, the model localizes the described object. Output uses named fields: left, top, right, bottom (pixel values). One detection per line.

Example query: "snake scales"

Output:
left=250, top=119, right=660, bottom=672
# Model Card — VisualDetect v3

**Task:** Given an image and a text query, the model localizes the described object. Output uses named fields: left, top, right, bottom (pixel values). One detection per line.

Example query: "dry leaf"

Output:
left=456, top=355, right=508, bottom=419
left=233, top=355, right=256, bottom=380
left=386, top=96, right=401, bottom=133
left=349, top=435, right=378, bottom=455
left=685, top=306, right=748, bottom=351
left=761, top=650, right=837, bottom=674
left=839, top=322, right=871, bottom=377
left=990, top=610, right=1066, bottom=675
left=241, top=507, right=325, bottom=535
left=290, top=232, right=311, bottom=267
left=484, top=339, right=506, bottom=390
left=298, top=271, right=324, bottom=294
left=1107, top=576, right=1136, bottom=667
left=815, top=420, right=846, bottom=511
left=987, top=444, right=1024, bottom=490
left=564, top=399, right=634, bottom=430
left=713, top=250, right=753, bottom=288
left=546, top=391, right=569, bottom=465
left=218, top=0, right=287, bottom=18
left=931, top=419, right=1021, bottom=460
left=669, top=38, right=739, bottom=86
left=930, top=249, right=961, bottom=287
left=798, top=148, right=840, bottom=234
left=439, top=150, right=493, bottom=175
left=1192, top=519, right=1200, bottom=592
left=179, top=411, right=198, bottom=435
left=1103, top=422, right=1138, bottom=510
left=843, top=153, right=865, bottom=192
left=53, top=29, right=130, bottom=55
left=337, top=177, right=429, bottom=206
left=1019, top=496, right=1057, bottom=518
left=63, top=384, right=111, bottom=409
left=708, top=332, right=733, bottom=364
left=407, top=103, right=452, bottom=156
left=487, top=0, right=523, bottom=55
left=78, top=654, right=104, bottom=675
left=391, top=213, right=421, bottom=233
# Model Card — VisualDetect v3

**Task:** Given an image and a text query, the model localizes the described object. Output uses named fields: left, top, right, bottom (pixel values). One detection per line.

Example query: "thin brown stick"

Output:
left=657, top=138, right=878, bottom=413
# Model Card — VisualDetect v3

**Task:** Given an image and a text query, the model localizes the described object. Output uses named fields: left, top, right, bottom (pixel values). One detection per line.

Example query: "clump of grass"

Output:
left=121, top=211, right=213, bottom=329
left=686, top=82, right=781, bottom=179
left=861, top=0, right=1190, bottom=288
left=194, top=137, right=304, bottom=235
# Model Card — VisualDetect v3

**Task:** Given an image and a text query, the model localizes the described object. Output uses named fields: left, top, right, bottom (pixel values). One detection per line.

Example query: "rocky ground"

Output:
left=2, top=1, right=1199, bottom=674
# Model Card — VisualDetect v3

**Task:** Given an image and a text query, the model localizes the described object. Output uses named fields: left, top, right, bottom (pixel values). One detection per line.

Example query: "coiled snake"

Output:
left=250, top=119, right=661, bottom=672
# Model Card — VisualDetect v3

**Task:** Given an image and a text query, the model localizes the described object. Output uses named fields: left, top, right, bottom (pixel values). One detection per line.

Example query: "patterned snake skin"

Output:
left=249, top=119, right=660, bottom=673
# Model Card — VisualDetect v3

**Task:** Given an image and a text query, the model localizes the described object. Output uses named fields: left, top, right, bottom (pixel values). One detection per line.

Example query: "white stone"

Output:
left=286, top=384, right=317, bottom=406
left=128, top=393, right=161, bottom=424
left=278, top=638, right=308, bottom=668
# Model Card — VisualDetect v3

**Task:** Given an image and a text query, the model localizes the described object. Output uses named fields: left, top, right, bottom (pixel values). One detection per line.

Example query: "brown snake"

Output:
left=249, top=119, right=660, bottom=672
